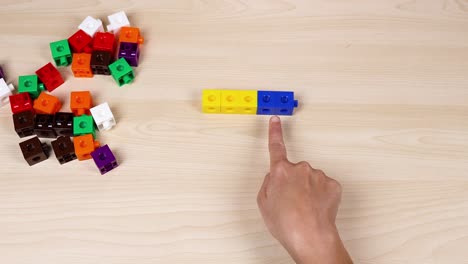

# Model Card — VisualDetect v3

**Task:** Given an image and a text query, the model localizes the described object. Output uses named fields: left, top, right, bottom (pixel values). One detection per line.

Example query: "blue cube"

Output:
left=257, top=91, right=298, bottom=115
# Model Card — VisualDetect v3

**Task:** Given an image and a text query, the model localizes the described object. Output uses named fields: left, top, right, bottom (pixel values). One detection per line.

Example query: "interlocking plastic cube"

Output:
left=19, top=136, right=50, bottom=166
left=51, top=136, right=77, bottom=165
left=257, top=91, right=298, bottom=116
left=72, top=53, right=93, bottom=78
left=118, top=42, right=140, bottom=67
left=49, top=39, right=72, bottom=66
left=70, top=91, right=92, bottom=116
left=35, top=62, right=64, bottom=92
left=68, top=29, right=93, bottom=53
left=119, top=26, right=144, bottom=44
left=92, top=32, right=115, bottom=53
left=53, top=112, right=74, bottom=137
left=34, top=114, right=56, bottom=138
left=9, top=92, right=33, bottom=114
left=0, top=78, right=14, bottom=107
left=73, top=134, right=100, bottom=161
left=13, top=110, right=35, bottom=138
left=220, top=90, right=257, bottom=114
left=91, top=145, right=118, bottom=175
left=90, top=102, right=115, bottom=131
left=106, top=11, right=130, bottom=34
left=73, top=114, right=96, bottom=138
left=109, top=58, right=134, bottom=86
left=90, top=50, right=112, bottom=75
left=33, top=92, right=62, bottom=115
left=78, top=16, right=103, bottom=37
left=18, top=75, right=44, bottom=99
left=202, top=89, right=221, bottom=113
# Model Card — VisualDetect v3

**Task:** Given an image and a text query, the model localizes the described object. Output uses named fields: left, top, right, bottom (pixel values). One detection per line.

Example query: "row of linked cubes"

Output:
left=202, top=90, right=299, bottom=115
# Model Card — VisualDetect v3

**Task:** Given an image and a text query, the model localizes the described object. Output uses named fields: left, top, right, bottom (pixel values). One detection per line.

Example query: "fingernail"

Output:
left=270, top=116, right=280, bottom=123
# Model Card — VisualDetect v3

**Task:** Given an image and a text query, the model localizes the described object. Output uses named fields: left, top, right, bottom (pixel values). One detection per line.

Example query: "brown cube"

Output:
left=19, top=136, right=50, bottom=166
left=13, top=110, right=35, bottom=138
left=51, top=136, right=77, bottom=165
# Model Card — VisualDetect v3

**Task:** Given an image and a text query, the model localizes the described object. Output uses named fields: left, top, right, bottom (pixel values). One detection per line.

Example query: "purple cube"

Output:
left=0, top=66, right=5, bottom=80
left=91, top=145, right=118, bottom=175
left=118, top=42, right=140, bottom=67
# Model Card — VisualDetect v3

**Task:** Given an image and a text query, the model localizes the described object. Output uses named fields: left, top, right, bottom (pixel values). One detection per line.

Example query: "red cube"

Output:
left=92, top=32, right=115, bottom=53
left=68, top=29, right=93, bottom=53
left=35, top=63, right=64, bottom=92
left=10, top=93, right=33, bottom=114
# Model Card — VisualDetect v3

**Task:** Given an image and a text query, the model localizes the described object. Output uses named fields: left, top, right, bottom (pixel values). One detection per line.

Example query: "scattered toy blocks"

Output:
left=72, top=53, right=93, bottom=78
left=90, top=102, right=115, bottom=131
left=70, top=91, right=92, bottom=116
left=118, top=42, right=140, bottom=67
left=91, top=145, right=118, bottom=174
left=18, top=75, right=44, bottom=99
left=0, top=78, right=14, bottom=107
left=106, top=11, right=130, bottom=34
left=50, top=39, right=72, bottom=66
left=73, top=134, right=100, bottom=161
left=9, top=92, right=33, bottom=114
left=92, top=32, right=115, bottom=53
left=51, top=136, right=77, bottom=164
left=68, top=29, right=93, bottom=53
left=119, top=26, right=144, bottom=44
left=35, top=62, right=64, bottom=92
left=90, top=50, right=112, bottom=75
left=257, top=91, right=298, bottom=116
left=73, top=114, right=96, bottom=138
left=53, top=112, right=74, bottom=137
left=220, top=90, right=257, bottom=114
left=78, top=16, right=103, bottom=37
left=34, top=114, right=56, bottom=138
left=202, top=90, right=221, bottom=113
left=13, top=110, right=35, bottom=138
left=19, top=136, right=50, bottom=166
left=109, top=58, right=134, bottom=86
left=33, top=92, right=62, bottom=115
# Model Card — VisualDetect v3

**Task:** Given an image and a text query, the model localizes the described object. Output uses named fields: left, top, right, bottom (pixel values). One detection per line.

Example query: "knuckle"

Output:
left=328, top=179, right=342, bottom=193
left=296, top=161, right=312, bottom=171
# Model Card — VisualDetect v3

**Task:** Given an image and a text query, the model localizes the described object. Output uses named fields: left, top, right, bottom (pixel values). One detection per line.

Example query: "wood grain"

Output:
left=0, top=1, right=467, bottom=263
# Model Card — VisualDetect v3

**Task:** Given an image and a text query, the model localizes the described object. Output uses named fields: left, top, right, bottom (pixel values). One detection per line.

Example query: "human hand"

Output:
left=257, top=116, right=352, bottom=264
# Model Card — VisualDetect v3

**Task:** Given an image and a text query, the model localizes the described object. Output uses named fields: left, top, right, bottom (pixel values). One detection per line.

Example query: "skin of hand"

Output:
left=257, top=116, right=353, bottom=264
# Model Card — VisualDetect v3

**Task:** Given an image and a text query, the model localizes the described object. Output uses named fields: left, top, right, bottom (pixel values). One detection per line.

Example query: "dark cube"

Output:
left=53, top=112, right=74, bottom=137
left=13, top=110, right=35, bottom=138
left=34, top=114, right=56, bottom=138
left=90, top=50, right=112, bottom=75
left=51, top=136, right=77, bottom=164
left=19, top=136, right=50, bottom=166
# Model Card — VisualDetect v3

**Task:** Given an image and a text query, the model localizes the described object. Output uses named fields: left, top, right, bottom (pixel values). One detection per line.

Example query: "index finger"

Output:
left=269, top=116, right=288, bottom=166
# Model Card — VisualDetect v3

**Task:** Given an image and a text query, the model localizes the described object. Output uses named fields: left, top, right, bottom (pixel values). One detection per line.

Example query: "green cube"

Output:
left=109, top=58, right=134, bottom=86
left=18, top=75, right=44, bottom=99
left=73, top=115, right=96, bottom=138
left=50, top=39, right=72, bottom=67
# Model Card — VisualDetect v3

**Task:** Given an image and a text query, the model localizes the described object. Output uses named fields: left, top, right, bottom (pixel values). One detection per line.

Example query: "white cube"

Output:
left=0, top=78, right=14, bottom=107
left=90, top=102, right=116, bottom=131
left=106, top=11, right=130, bottom=34
left=78, top=16, right=104, bottom=37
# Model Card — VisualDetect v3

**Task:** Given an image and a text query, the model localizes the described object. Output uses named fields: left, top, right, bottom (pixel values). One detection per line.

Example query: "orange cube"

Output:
left=119, top=26, right=144, bottom=44
left=33, top=92, right=62, bottom=114
left=71, top=53, right=93, bottom=78
left=70, top=91, right=92, bottom=116
left=73, top=134, right=100, bottom=161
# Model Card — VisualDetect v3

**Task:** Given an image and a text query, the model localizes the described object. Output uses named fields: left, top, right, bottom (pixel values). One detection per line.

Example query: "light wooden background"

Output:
left=0, top=1, right=467, bottom=263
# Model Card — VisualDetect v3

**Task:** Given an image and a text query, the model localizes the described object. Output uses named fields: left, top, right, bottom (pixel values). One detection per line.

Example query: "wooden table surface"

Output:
left=1, top=1, right=467, bottom=263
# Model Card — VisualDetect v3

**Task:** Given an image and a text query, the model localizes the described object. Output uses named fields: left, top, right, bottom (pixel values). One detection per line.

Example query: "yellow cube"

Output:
left=202, top=89, right=221, bottom=113
left=220, top=90, right=257, bottom=114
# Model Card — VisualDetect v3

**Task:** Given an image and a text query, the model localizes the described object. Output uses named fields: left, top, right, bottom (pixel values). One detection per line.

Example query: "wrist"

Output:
left=284, top=224, right=351, bottom=264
